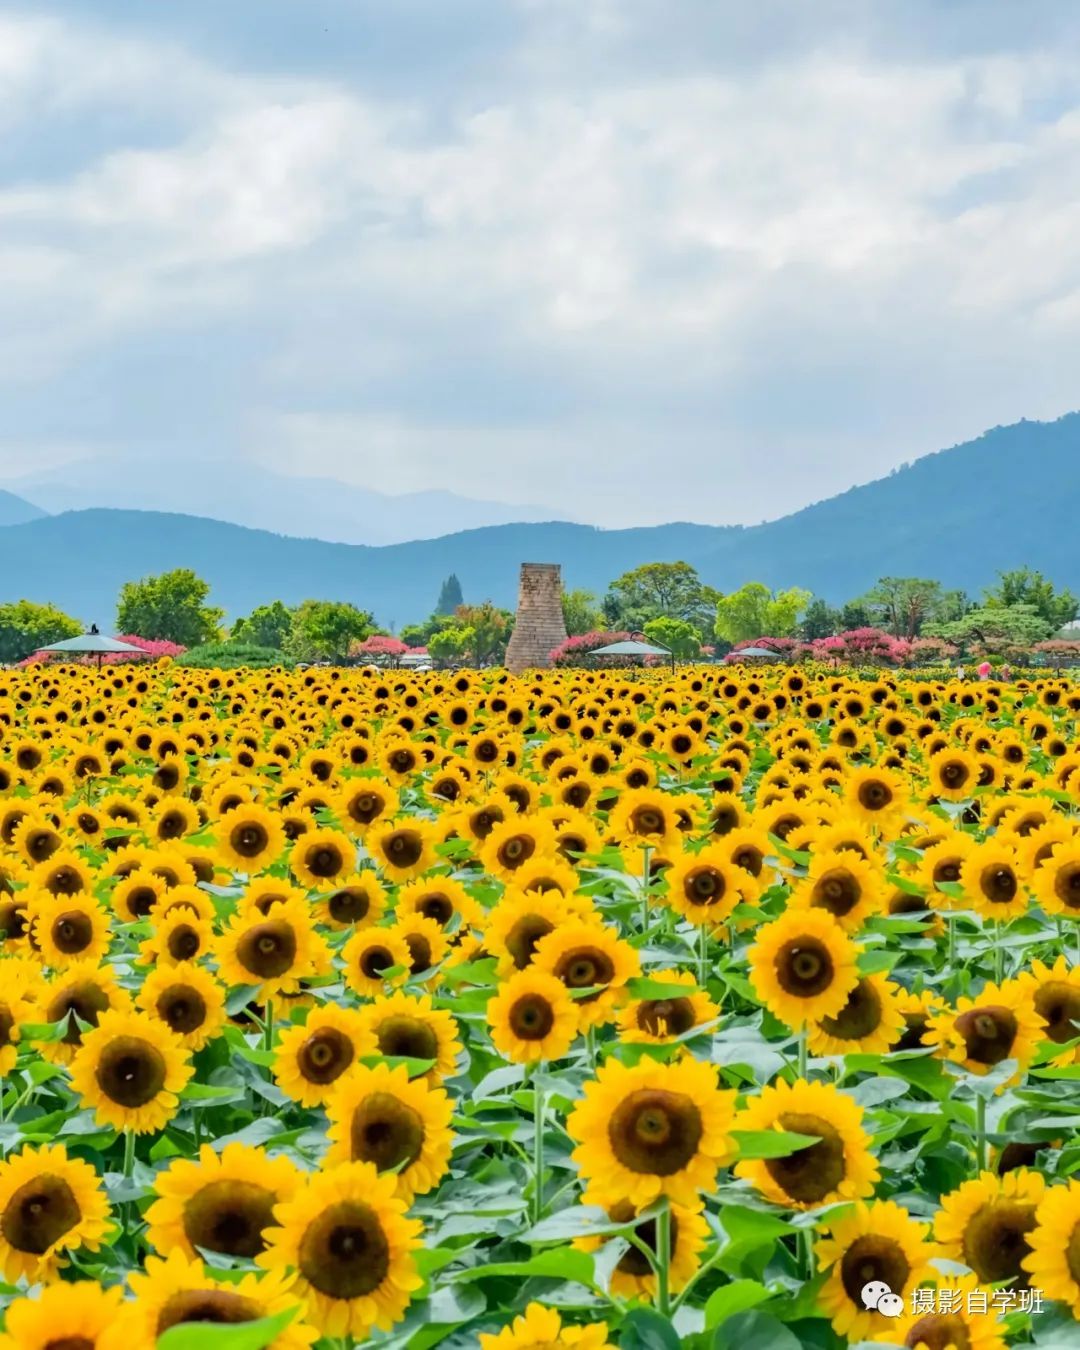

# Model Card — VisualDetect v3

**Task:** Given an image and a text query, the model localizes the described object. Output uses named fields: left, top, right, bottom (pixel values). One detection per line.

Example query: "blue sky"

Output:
left=3, top=1, right=1080, bottom=526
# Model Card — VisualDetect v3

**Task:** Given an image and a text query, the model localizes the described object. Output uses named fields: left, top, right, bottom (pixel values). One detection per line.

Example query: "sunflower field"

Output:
left=2, top=662, right=1080, bottom=1349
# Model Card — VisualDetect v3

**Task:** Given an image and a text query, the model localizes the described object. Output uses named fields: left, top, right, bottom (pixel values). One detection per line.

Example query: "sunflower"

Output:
left=790, top=849, right=886, bottom=932
left=69, top=1008, right=193, bottom=1133
left=532, top=920, right=640, bottom=1031
left=151, top=795, right=201, bottom=844
left=478, top=1303, right=611, bottom=1350
left=936, top=1168, right=1045, bottom=1288
left=843, top=765, right=908, bottom=826
left=38, top=960, right=131, bottom=1065
left=0, top=1282, right=129, bottom=1350
left=734, top=1078, right=879, bottom=1209
left=1033, top=838, right=1080, bottom=918
left=0, top=1143, right=112, bottom=1282
left=927, top=746, right=980, bottom=801
left=664, top=844, right=748, bottom=927
left=356, top=991, right=462, bottom=1080
left=894, top=988, right=945, bottom=1051
left=338, top=782, right=400, bottom=836
left=136, top=963, right=227, bottom=1051
left=216, top=896, right=321, bottom=998
left=748, top=908, right=859, bottom=1029
left=145, top=1141, right=305, bottom=1262
left=960, top=841, right=1029, bottom=921
left=325, top=1061, right=454, bottom=1201
left=807, top=973, right=905, bottom=1056
left=1016, top=955, right=1080, bottom=1062
left=869, top=1273, right=1007, bottom=1350
left=111, top=868, right=168, bottom=923
left=567, top=1056, right=735, bottom=1209
left=717, top=826, right=776, bottom=896
left=0, top=971, right=36, bottom=1076
left=11, top=812, right=63, bottom=866
left=487, top=968, right=579, bottom=1063
left=916, top=833, right=978, bottom=901
left=30, top=848, right=93, bottom=898
left=289, top=826, right=356, bottom=889
left=501, top=853, right=581, bottom=899
left=368, top=818, right=439, bottom=881
left=815, top=1199, right=937, bottom=1340
left=273, top=1004, right=375, bottom=1107
left=484, top=888, right=580, bottom=976
left=31, top=892, right=111, bottom=968
left=393, top=913, right=450, bottom=977
left=574, top=1198, right=708, bottom=1299
left=259, top=1161, right=423, bottom=1339
left=314, top=872, right=388, bottom=930
left=479, top=818, right=559, bottom=882
left=606, top=787, right=681, bottom=855
left=1023, top=1178, right=1080, bottom=1315
left=139, top=905, right=215, bottom=967
left=128, top=1248, right=317, bottom=1350
left=214, top=803, right=285, bottom=874
left=617, top=969, right=719, bottom=1045
left=925, top=980, right=1043, bottom=1086
left=239, top=877, right=310, bottom=917
left=342, top=927, right=411, bottom=998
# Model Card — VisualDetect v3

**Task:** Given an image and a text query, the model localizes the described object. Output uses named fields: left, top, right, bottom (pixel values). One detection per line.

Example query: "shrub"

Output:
left=178, top=641, right=291, bottom=670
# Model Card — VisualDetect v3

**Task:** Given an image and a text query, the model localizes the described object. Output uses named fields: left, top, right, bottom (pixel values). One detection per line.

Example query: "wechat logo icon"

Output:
left=861, top=1281, right=904, bottom=1318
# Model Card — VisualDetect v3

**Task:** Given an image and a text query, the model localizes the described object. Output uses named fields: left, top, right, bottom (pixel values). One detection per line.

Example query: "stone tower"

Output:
left=505, top=563, right=568, bottom=673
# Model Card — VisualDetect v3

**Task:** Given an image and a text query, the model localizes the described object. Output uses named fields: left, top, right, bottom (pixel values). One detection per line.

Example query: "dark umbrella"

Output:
left=38, top=626, right=146, bottom=668
left=590, top=633, right=675, bottom=671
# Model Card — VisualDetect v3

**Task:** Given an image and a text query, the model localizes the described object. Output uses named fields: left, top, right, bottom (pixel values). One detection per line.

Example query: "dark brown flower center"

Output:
left=298, top=1200, right=391, bottom=1299
left=328, top=887, right=372, bottom=924
left=939, top=760, right=970, bottom=789
left=954, top=1005, right=1018, bottom=1065
left=764, top=1112, right=842, bottom=1204
left=167, top=924, right=201, bottom=961
left=1033, top=980, right=1080, bottom=1043
left=497, top=835, right=535, bottom=869
left=157, top=1290, right=262, bottom=1331
left=0, top=1175, right=81, bottom=1253
left=732, top=845, right=764, bottom=877
left=44, top=1339, right=95, bottom=1350
left=416, top=894, right=454, bottom=926
left=229, top=822, right=269, bottom=859
left=1054, top=862, right=1080, bottom=910
left=156, top=985, right=207, bottom=1035
left=374, top=1015, right=438, bottom=1063
left=506, top=915, right=554, bottom=970
left=348, top=1091, right=424, bottom=1173
left=683, top=866, right=726, bottom=907
left=47, top=982, right=110, bottom=1046
left=183, top=1179, right=276, bottom=1258
left=979, top=864, right=1018, bottom=905
left=508, top=993, right=555, bottom=1040
left=51, top=910, right=94, bottom=954
left=630, top=807, right=666, bottom=836
left=775, top=938, right=835, bottom=997
left=818, top=979, right=883, bottom=1042
left=811, top=869, right=860, bottom=917
left=299, top=1027, right=354, bottom=1084
left=608, top=1088, right=703, bottom=1176
left=304, top=844, right=345, bottom=879
left=857, top=780, right=892, bottom=810
left=403, top=932, right=434, bottom=974
left=46, top=866, right=84, bottom=897
left=123, top=886, right=158, bottom=919
left=961, top=1198, right=1037, bottom=1286
left=903, top=1313, right=971, bottom=1349
left=617, top=1211, right=682, bottom=1277
left=236, top=920, right=297, bottom=979
left=347, top=792, right=386, bottom=826
left=554, top=946, right=614, bottom=1002
left=385, top=831, right=423, bottom=867
left=636, top=998, right=696, bottom=1037
left=359, top=945, right=394, bottom=980
left=94, top=1035, right=167, bottom=1107
left=1066, top=1222, right=1080, bottom=1286
left=839, top=1234, right=910, bottom=1305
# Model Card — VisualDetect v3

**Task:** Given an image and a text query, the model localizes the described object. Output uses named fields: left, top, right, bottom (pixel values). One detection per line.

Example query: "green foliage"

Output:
left=116, top=568, right=223, bottom=647
left=425, top=602, right=513, bottom=666
left=984, top=567, right=1079, bottom=630
left=607, top=562, right=718, bottom=632
left=642, top=615, right=700, bottom=658
left=800, top=597, right=838, bottom=640
left=0, top=600, right=81, bottom=663
left=285, top=599, right=375, bottom=663
left=928, top=602, right=1053, bottom=649
left=179, top=641, right=290, bottom=669
left=859, top=576, right=967, bottom=638
left=230, top=600, right=294, bottom=650
left=435, top=573, right=465, bottom=615
left=714, top=583, right=811, bottom=644
left=562, top=587, right=603, bottom=636
left=428, top=625, right=475, bottom=664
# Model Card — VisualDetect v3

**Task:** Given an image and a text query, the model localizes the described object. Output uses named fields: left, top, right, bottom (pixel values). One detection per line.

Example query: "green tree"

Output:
left=607, top=562, right=718, bottom=630
left=231, top=600, right=294, bottom=650
left=839, top=600, right=871, bottom=630
left=643, top=616, right=701, bottom=659
left=801, top=598, right=838, bottom=640
left=562, top=588, right=602, bottom=636
left=116, top=568, right=223, bottom=647
left=928, top=603, right=1052, bottom=650
left=714, top=583, right=811, bottom=644
left=984, top=568, right=1078, bottom=631
left=428, top=625, right=474, bottom=666
left=453, top=603, right=513, bottom=664
left=860, top=577, right=965, bottom=639
left=435, top=574, right=464, bottom=616
left=286, top=600, right=375, bottom=663
left=0, top=600, right=81, bottom=663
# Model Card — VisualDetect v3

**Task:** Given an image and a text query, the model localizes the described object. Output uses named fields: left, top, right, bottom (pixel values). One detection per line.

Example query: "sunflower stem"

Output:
left=993, top=920, right=1004, bottom=985
left=1075, top=919, right=1080, bottom=968
left=655, top=1196, right=672, bottom=1318
left=697, top=922, right=709, bottom=986
left=123, top=1129, right=136, bottom=1180
left=263, top=1000, right=275, bottom=1055
left=640, top=845, right=653, bottom=933
left=797, top=1026, right=808, bottom=1082
left=532, top=1068, right=546, bottom=1226
left=975, top=1094, right=987, bottom=1173
left=946, top=912, right=956, bottom=970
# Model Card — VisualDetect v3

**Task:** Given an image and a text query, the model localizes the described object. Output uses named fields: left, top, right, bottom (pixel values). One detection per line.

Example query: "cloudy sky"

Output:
left=2, top=0, right=1080, bottom=528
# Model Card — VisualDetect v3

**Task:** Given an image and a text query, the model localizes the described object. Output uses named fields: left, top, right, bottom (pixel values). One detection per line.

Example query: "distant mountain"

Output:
left=2, top=414, right=1078, bottom=627
left=0, top=491, right=47, bottom=528
left=2, top=454, right=570, bottom=545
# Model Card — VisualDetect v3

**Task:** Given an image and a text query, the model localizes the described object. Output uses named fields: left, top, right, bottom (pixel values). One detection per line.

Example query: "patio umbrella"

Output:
left=38, top=625, right=146, bottom=667
left=590, top=634, right=675, bottom=670
left=724, top=645, right=783, bottom=663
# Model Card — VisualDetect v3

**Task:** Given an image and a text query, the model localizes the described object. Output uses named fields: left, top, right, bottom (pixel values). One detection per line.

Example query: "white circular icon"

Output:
left=861, top=1281, right=903, bottom=1317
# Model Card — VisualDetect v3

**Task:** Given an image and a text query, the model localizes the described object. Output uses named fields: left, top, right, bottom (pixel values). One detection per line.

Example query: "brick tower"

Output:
left=505, top=563, right=568, bottom=673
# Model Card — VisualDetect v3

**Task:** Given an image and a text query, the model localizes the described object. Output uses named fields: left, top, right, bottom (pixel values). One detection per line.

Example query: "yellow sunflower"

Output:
left=368, top=818, right=438, bottom=882
left=807, top=973, right=905, bottom=1056
left=1016, top=955, right=1080, bottom=1062
left=0, top=1282, right=128, bottom=1350
left=748, top=908, right=859, bottom=1029
left=0, top=966, right=39, bottom=1076
left=136, top=963, right=227, bottom=1052
left=733, top=1078, right=879, bottom=1209
left=815, top=1199, right=937, bottom=1340
left=842, top=765, right=908, bottom=827
left=111, top=869, right=168, bottom=923
left=313, top=872, right=388, bottom=930
left=69, top=1008, right=193, bottom=1133
left=393, top=913, right=450, bottom=977
left=215, top=803, right=286, bottom=873
left=532, top=920, right=640, bottom=1031
left=868, top=1273, right=1007, bottom=1350
left=790, top=848, right=887, bottom=932
left=664, top=844, right=748, bottom=927
left=289, top=826, right=357, bottom=890
left=128, top=1248, right=317, bottom=1350
left=0, top=1143, right=112, bottom=1282
left=356, top=991, right=462, bottom=1080
left=1033, top=838, right=1080, bottom=918
left=337, top=781, right=399, bottom=837
left=616, top=969, right=719, bottom=1045
left=574, top=1198, right=708, bottom=1299
left=960, top=840, right=1029, bottom=921
left=215, top=896, right=321, bottom=998
left=273, top=1004, right=375, bottom=1107
left=478, top=1302, right=612, bottom=1349
left=325, top=1061, right=454, bottom=1202
left=567, top=1056, right=735, bottom=1209
left=1023, top=1178, right=1080, bottom=1315
left=37, top=959, right=132, bottom=1065
left=30, top=848, right=93, bottom=898
left=139, top=905, right=215, bottom=967
left=484, top=887, right=582, bottom=976
left=925, top=979, right=1042, bottom=1087
left=259, top=1162, right=423, bottom=1339
left=479, top=818, right=559, bottom=882
left=31, top=892, right=111, bottom=968
left=342, top=926, right=411, bottom=998
left=145, top=1140, right=305, bottom=1262
left=487, top=968, right=579, bottom=1063
left=935, top=1168, right=1045, bottom=1288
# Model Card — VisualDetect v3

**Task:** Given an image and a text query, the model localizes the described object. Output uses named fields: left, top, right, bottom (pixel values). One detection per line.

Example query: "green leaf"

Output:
left=627, top=976, right=702, bottom=1000
left=453, top=1248, right=595, bottom=1287
left=704, top=1278, right=773, bottom=1329
left=157, top=1307, right=295, bottom=1350
left=730, top=1129, right=820, bottom=1159
left=713, top=1310, right=801, bottom=1350
left=619, top=1307, right=681, bottom=1350
left=857, top=948, right=900, bottom=975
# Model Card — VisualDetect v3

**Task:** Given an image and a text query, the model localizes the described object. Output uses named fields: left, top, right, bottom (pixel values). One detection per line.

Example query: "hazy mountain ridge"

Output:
left=1, top=415, right=1077, bottom=626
